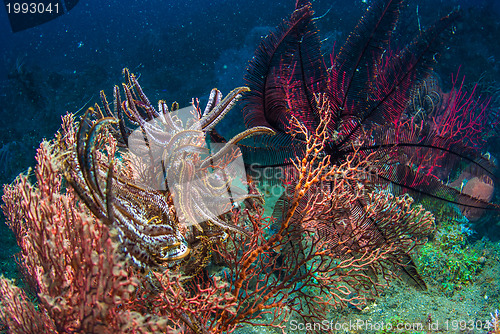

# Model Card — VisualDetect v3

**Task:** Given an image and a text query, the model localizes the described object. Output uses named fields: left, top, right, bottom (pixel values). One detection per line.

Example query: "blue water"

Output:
left=2, top=0, right=495, bottom=93
left=0, top=0, right=292, bottom=91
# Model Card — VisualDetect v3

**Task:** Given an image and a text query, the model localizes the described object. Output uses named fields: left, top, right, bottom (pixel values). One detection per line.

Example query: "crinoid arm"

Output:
left=61, top=70, right=266, bottom=273
left=62, top=110, right=191, bottom=269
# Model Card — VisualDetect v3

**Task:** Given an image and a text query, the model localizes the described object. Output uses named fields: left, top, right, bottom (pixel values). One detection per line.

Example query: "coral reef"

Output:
left=0, top=71, right=436, bottom=332
left=0, top=0, right=499, bottom=333
left=416, top=224, right=482, bottom=292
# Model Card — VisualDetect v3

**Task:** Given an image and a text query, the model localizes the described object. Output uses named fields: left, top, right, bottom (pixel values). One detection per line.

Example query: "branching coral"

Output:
left=0, top=86, right=435, bottom=333
left=0, top=118, right=241, bottom=333
left=488, top=309, right=500, bottom=334
left=1, top=140, right=154, bottom=333
left=206, top=94, right=435, bottom=332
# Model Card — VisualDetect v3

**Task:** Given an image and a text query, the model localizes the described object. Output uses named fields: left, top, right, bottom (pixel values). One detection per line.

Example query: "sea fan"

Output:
left=241, top=0, right=499, bottom=215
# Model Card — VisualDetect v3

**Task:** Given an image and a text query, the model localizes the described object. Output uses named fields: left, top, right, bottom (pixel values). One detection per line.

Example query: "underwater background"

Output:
left=1, top=0, right=500, bottom=333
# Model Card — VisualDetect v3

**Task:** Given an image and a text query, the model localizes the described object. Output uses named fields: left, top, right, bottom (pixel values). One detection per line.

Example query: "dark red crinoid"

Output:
left=240, top=0, right=499, bottom=216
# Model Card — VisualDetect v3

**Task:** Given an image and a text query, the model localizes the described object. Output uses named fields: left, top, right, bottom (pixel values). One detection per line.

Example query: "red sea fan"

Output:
left=1, top=137, right=140, bottom=333
left=240, top=0, right=500, bottom=216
